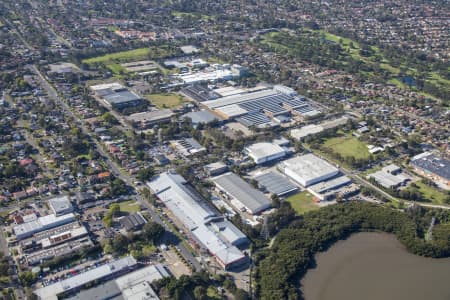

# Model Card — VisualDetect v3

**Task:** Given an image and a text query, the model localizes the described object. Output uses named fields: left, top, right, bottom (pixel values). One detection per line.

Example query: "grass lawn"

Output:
left=286, top=191, right=319, bottom=215
left=323, top=134, right=370, bottom=160
left=119, top=200, right=141, bottom=213
left=147, top=93, right=186, bottom=109
left=83, top=48, right=152, bottom=64
left=406, top=181, right=449, bottom=205
left=107, top=63, right=126, bottom=75
left=82, top=46, right=174, bottom=72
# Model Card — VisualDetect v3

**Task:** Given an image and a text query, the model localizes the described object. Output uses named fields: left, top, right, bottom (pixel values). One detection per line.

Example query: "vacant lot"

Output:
left=82, top=46, right=174, bottom=75
left=323, top=135, right=370, bottom=160
left=83, top=48, right=153, bottom=64
left=118, top=200, right=141, bottom=214
left=405, top=181, right=449, bottom=205
left=286, top=191, right=319, bottom=215
left=147, top=93, right=186, bottom=109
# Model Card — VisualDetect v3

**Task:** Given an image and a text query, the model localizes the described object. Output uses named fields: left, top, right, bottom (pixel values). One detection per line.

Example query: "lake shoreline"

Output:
left=301, top=232, right=450, bottom=300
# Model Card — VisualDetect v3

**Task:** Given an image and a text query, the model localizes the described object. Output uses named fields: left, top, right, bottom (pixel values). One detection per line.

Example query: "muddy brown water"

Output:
left=301, top=232, right=450, bottom=300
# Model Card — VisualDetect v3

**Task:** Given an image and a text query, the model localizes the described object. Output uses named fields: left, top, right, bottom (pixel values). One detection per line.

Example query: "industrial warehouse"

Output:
left=277, top=154, right=357, bottom=201
left=34, top=256, right=140, bottom=300
left=126, top=109, right=174, bottom=130
left=212, top=172, right=272, bottom=214
left=65, top=264, right=169, bottom=300
left=245, top=142, right=287, bottom=165
left=174, top=63, right=246, bottom=85
left=367, top=164, right=412, bottom=189
left=147, top=172, right=249, bottom=270
left=182, top=84, right=321, bottom=129
left=410, top=152, right=450, bottom=188
left=90, top=82, right=146, bottom=111
left=254, top=171, right=299, bottom=197
left=278, top=154, right=340, bottom=187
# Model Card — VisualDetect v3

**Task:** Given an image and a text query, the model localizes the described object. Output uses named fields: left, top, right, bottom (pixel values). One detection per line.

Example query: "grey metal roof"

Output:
left=183, top=110, right=222, bottom=124
left=212, top=172, right=271, bottom=214
left=120, top=212, right=147, bottom=231
left=254, top=172, right=299, bottom=196
left=103, top=90, right=142, bottom=105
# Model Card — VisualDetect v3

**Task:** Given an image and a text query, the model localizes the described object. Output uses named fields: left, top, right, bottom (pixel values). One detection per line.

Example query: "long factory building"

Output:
left=147, top=172, right=249, bottom=270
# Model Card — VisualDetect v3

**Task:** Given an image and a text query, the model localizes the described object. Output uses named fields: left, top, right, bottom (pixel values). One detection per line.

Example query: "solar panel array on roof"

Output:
left=236, top=112, right=272, bottom=127
left=411, top=152, right=450, bottom=181
left=254, top=172, right=299, bottom=196
left=282, top=97, right=307, bottom=109
left=202, top=87, right=321, bottom=125
left=238, top=93, right=291, bottom=115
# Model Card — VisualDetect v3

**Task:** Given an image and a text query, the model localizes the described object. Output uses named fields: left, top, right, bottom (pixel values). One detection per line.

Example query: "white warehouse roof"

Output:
left=245, top=142, right=286, bottom=164
left=278, top=154, right=339, bottom=187
left=147, top=172, right=218, bottom=230
left=147, top=172, right=248, bottom=269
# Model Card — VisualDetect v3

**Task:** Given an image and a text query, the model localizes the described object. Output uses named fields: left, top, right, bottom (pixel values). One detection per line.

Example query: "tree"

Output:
left=137, top=167, right=154, bottom=182
left=110, top=178, right=128, bottom=196
left=112, top=234, right=129, bottom=254
left=271, top=194, right=281, bottom=208
left=102, top=240, right=113, bottom=254
left=142, top=222, right=164, bottom=244
left=103, top=214, right=112, bottom=227
left=193, top=286, right=207, bottom=300
left=109, top=203, right=121, bottom=217
left=101, top=112, right=119, bottom=125
left=19, top=271, right=37, bottom=287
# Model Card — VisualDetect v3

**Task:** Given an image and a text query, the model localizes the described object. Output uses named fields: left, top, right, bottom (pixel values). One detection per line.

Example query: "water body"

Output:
left=301, top=232, right=450, bottom=300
